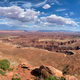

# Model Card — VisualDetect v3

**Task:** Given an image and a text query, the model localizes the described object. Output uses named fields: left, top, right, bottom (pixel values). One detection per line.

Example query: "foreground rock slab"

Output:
left=39, top=65, right=63, bottom=78
left=65, top=75, right=78, bottom=80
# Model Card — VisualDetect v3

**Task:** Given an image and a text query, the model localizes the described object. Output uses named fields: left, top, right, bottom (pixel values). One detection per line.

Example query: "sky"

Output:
left=0, top=0, right=80, bottom=31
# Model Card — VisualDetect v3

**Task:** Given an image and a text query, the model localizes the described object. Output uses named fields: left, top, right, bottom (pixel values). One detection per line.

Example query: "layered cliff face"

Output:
left=1, top=32, right=80, bottom=55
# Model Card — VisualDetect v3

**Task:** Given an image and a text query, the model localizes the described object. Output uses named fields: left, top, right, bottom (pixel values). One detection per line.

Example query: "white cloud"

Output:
left=1, top=18, right=33, bottom=28
left=54, top=0, right=62, bottom=5
left=22, top=2, right=32, bottom=8
left=77, top=22, right=80, bottom=24
left=65, top=13, right=68, bottom=16
left=40, top=14, right=78, bottom=26
left=34, top=0, right=47, bottom=7
left=35, top=19, right=41, bottom=25
left=4, top=0, right=7, bottom=2
left=0, top=22, right=8, bottom=25
left=43, top=22, right=57, bottom=26
left=69, top=12, right=74, bottom=16
left=0, top=0, right=7, bottom=3
left=43, top=4, right=51, bottom=9
left=33, top=25, right=38, bottom=28
left=22, top=25, right=28, bottom=27
left=0, top=6, right=40, bottom=22
left=42, top=12, right=44, bottom=14
left=51, top=3, right=54, bottom=5
left=10, top=0, right=47, bottom=8
left=56, top=9, right=66, bottom=12
left=65, top=13, right=69, bottom=17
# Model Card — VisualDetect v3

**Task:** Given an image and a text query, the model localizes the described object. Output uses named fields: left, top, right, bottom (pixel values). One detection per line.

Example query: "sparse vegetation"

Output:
left=45, top=76, right=57, bottom=80
left=12, top=74, right=20, bottom=78
left=15, top=74, right=19, bottom=77
left=59, top=77, right=65, bottom=80
left=16, top=68, right=18, bottom=70
left=0, top=70, right=6, bottom=76
left=1, top=77, right=4, bottom=80
left=12, top=77, right=21, bottom=80
left=8, top=68, right=14, bottom=71
left=0, top=59, right=10, bottom=71
left=45, top=76, right=65, bottom=80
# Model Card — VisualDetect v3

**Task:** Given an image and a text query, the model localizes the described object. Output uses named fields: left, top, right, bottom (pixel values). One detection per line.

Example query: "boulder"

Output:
left=31, top=65, right=78, bottom=80
left=65, top=75, right=78, bottom=80
left=39, top=65, right=63, bottom=78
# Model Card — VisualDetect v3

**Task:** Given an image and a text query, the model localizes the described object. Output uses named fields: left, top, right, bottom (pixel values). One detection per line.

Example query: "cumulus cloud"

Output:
left=56, top=8, right=66, bottom=12
left=43, top=22, right=57, bottom=26
left=43, top=4, right=51, bottom=9
left=33, top=25, right=38, bottom=28
left=0, top=6, right=40, bottom=22
left=0, top=18, right=33, bottom=29
left=40, top=14, right=78, bottom=26
left=22, top=25, right=28, bottom=27
left=35, top=19, right=41, bottom=25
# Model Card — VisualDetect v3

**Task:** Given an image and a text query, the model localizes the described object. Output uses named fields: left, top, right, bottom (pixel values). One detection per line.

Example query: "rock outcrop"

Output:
left=39, top=66, right=63, bottom=78
left=65, top=75, right=78, bottom=80
left=31, top=65, right=78, bottom=80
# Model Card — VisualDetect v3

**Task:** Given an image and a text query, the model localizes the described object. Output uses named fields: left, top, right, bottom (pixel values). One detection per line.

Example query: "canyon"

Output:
left=0, top=31, right=80, bottom=80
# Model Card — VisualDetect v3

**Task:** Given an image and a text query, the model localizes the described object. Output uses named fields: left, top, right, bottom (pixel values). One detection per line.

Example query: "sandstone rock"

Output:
left=65, top=75, right=78, bottom=80
left=6, top=72, right=14, bottom=76
left=18, top=63, right=32, bottom=70
left=47, top=66, right=63, bottom=78
left=39, top=65, right=63, bottom=78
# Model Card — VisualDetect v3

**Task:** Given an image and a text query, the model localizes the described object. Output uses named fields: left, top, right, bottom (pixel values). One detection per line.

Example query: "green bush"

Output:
left=8, top=68, right=14, bottom=71
left=45, top=76, right=65, bottom=80
left=0, top=70, right=6, bottom=76
left=59, top=77, right=65, bottom=80
left=12, top=78, right=21, bottom=80
left=0, top=59, right=10, bottom=71
left=45, top=76, right=57, bottom=80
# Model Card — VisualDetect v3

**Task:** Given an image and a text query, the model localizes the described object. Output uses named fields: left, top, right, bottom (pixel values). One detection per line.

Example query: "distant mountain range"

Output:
left=37, top=30, right=73, bottom=32
left=0, top=30, right=79, bottom=33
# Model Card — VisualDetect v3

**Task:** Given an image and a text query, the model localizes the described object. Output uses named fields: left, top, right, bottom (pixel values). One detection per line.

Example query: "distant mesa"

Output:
left=0, top=30, right=25, bottom=33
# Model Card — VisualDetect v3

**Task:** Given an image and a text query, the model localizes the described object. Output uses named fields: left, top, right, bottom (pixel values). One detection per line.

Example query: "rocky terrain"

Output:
left=0, top=31, right=80, bottom=80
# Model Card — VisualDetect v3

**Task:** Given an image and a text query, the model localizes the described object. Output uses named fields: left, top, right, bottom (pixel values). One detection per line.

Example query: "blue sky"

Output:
left=0, top=0, right=80, bottom=31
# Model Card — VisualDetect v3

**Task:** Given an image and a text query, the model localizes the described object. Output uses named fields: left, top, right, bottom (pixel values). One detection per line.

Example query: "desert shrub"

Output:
left=16, top=68, right=18, bottom=70
left=58, top=76, right=65, bottom=80
left=0, top=70, right=6, bottom=76
left=0, top=59, right=10, bottom=71
left=45, top=76, right=57, bottom=80
left=60, top=76, right=65, bottom=80
left=12, top=77, right=21, bottom=80
left=8, top=68, right=14, bottom=71
left=45, top=76, right=65, bottom=80
left=1, top=77, right=4, bottom=80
